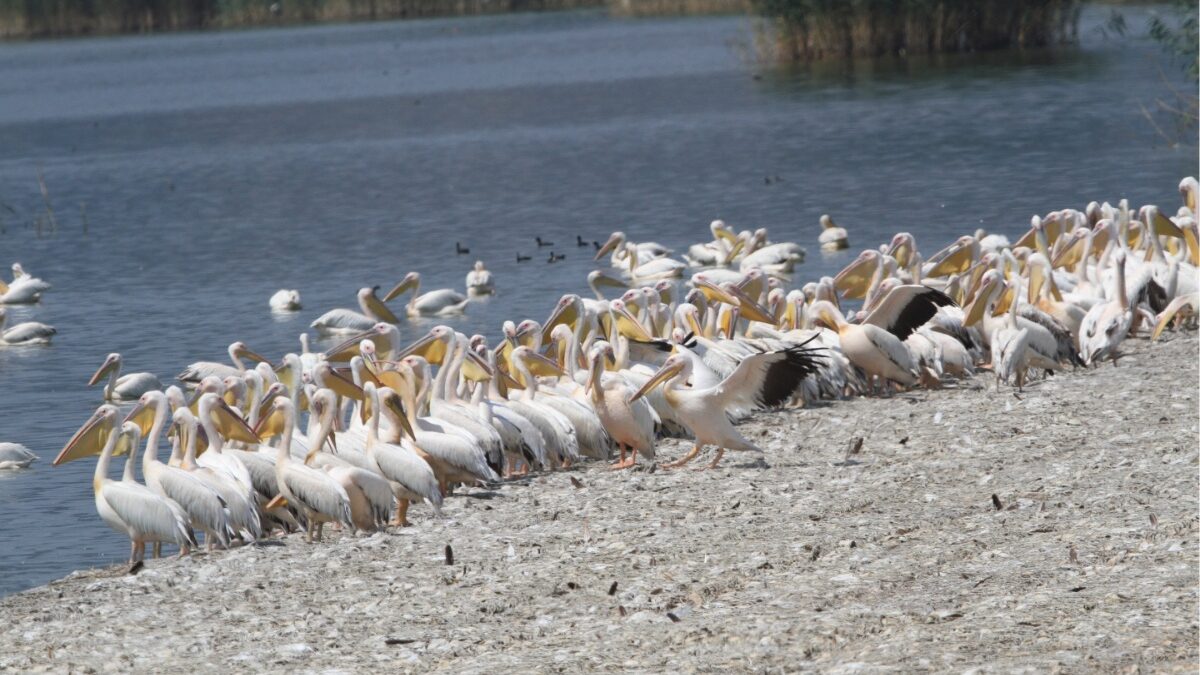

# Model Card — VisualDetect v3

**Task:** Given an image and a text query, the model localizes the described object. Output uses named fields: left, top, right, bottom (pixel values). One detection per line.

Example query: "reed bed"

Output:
left=752, top=0, right=1081, bottom=62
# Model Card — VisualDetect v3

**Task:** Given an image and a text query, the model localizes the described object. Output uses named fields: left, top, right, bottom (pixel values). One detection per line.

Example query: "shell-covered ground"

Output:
left=1, top=334, right=1196, bottom=673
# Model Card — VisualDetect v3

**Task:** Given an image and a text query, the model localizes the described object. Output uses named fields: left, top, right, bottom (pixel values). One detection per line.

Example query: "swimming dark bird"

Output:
left=576, top=235, right=588, bottom=248
left=547, top=252, right=566, bottom=263
left=455, top=242, right=469, bottom=255
left=516, top=253, right=531, bottom=263
left=592, top=241, right=601, bottom=250
left=536, top=237, right=554, bottom=248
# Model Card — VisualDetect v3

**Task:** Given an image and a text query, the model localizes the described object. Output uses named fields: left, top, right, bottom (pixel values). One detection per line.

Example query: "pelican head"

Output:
left=514, top=320, right=541, bottom=347
left=228, top=341, right=269, bottom=367
left=53, top=405, right=120, bottom=465
left=396, top=325, right=454, bottom=365
left=834, top=250, right=880, bottom=299
left=383, top=272, right=421, bottom=303
left=88, top=353, right=123, bottom=388
left=542, top=294, right=583, bottom=343
left=689, top=273, right=742, bottom=307
left=629, top=354, right=690, bottom=402
left=594, top=231, right=628, bottom=260
left=963, top=270, right=1005, bottom=327
left=325, top=322, right=398, bottom=362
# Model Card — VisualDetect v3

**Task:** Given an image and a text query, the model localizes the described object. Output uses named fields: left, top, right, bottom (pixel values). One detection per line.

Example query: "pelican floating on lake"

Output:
left=465, top=261, right=495, bottom=296
left=89, top=353, right=162, bottom=402
left=270, top=289, right=302, bottom=311
left=0, top=308, right=54, bottom=345
left=0, top=443, right=36, bottom=469
left=385, top=272, right=470, bottom=317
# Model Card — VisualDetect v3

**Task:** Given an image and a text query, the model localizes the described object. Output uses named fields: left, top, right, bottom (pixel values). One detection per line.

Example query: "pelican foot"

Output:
left=609, top=458, right=637, bottom=470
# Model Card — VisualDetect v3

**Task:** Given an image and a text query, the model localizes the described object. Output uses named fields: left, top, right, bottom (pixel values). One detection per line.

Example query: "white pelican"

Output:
left=465, top=261, right=495, bottom=296
left=738, top=231, right=805, bottom=274
left=0, top=308, right=54, bottom=345
left=362, top=382, right=443, bottom=526
left=55, top=407, right=196, bottom=564
left=630, top=340, right=823, bottom=469
left=1152, top=293, right=1198, bottom=340
left=385, top=272, right=469, bottom=317
left=1080, top=250, right=1134, bottom=366
left=0, top=275, right=44, bottom=304
left=267, top=397, right=354, bottom=542
left=613, top=243, right=686, bottom=281
left=88, top=353, right=162, bottom=402
left=311, top=286, right=399, bottom=334
left=126, top=392, right=232, bottom=550
left=595, top=231, right=672, bottom=268
left=306, top=389, right=395, bottom=532
left=812, top=285, right=955, bottom=391
left=583, top=343, right=655, bottom=470
left=989, top=282, right=1061, bottom=390
left=0, top=443, right=36, bottom=469
left=685, top=220, right=738, bottom=267
left=269, top=289, right=302, bottom=311
left=818, top=215, right=849, bottom=250
left=193, top=394, right=263, bottom=539
left=501, top=346, right=581, bottom=468
left=10, top=263, right=50, bottom=292
left=177, top=341, right=269, bottom=384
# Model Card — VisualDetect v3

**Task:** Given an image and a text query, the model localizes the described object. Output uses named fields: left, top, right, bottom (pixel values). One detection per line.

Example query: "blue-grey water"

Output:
left=0, top=5, right=1194, bottom=596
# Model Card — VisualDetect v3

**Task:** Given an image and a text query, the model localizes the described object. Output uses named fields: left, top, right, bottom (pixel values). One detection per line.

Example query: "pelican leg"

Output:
left=391, top=499, right=412, bottom=527
left=610, top=444, right=636, bottom=470
left=128, top=540, right=137, bottom=565
left=662, top=444, right=703, bottom=469
left=304, top=522, right=314, bottom=544
left=315, top=522, right=326, bottom=542
left=153, top=542, right=162, bottom=559
left=697, top=448, right=726, bottom=471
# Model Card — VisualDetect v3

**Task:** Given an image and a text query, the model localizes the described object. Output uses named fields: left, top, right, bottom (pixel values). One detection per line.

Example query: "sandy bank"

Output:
left=1, top=333, right=1196, bottom=673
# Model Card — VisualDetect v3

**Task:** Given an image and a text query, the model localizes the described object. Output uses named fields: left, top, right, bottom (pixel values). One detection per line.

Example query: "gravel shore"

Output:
left=1, top=333, right=1196, bottom=673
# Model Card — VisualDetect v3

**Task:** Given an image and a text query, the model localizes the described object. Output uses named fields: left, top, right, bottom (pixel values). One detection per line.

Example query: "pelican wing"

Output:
left=2, top=321, right=55, bottom=343
left=337, top=467, right=396, bottom=524
left=863, top=285, right=955, bottom=341
left=100, top=481, right=195, bottom=546
left=370, top=443, right=442, bottom=508
left=282, top=463, right=353, bottom=525
left=154, top=466, right=231, bottom=537
left=177, top=361, right=239, bottom=383
left=310, top=308, right=374, bottom=332
left=712, top=338, right=824, bottom=410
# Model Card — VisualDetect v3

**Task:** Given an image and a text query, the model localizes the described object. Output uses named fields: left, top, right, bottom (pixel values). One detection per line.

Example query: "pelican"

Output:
left=0, top=308, right=54, bottom=345
left=583, top=343, right=655, bottom=470
left=126, top=392, right=232, bottom=550
left=306, top=388, right=395, bottom=532
left=989, top=282, right=1061, bottom=390
left=812, top=285, right=955, bottom=391
left=818, top=215, right=849, bottom=250
left=270, top=289, right=302, bottom=311
left=193, top=394, right=263, bottom=539
left=0, top=443, right=36, bottom=469
left=465, top=261, right=495, bottom=296
left=630, top=340, right=823, bottom=469
left=0, top=276, right=44, bottom=304
left=1080, top=250, right=1134, bottom=366
left=54, top=407, right=196, bottom=564
left=177, top=341, right=269, bottom=384
left=310, top=286, right=399, bottom=334
left=88, top=353, right=162, bottom=402
left=739, top=231, right=805, bottom=274
left=10, top=263, right=50, bottom=293
left=613, top=243, right=686, bottom=281
left=385, top=272, right=470, bottom=317
left=1152, top=293, right=1198, bottom=340
left=267, top=397, right=354, bottom=542
left=685, top=220, right=739, bottom=267
left=362, top=382, right=443, bottom=526
left=595, top=231, right=672, bottom=268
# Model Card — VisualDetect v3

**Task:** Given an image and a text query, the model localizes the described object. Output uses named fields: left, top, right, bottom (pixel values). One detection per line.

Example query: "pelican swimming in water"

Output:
left=595, top=231, right=672, bottom=268
left=818, top=215, right=849, bottom=251
left=89, top=352, right=162, bottom=402
left=465, top=261, right=495, bottom=296
left=176, top=341, right=269, bottom=384
left=0, top=273, right=46, bottom=304
left=310, top=286, right=399, bottom=334
left=54, top=406, right=196, bottom=564
left=385, top=272, right=470, bottom=316
left=0, top=308, right=54, bottom=345
left=270, top=289, right=302, bottom=311
left=630, top=339, right=823, bottom=469
left=0, top=443, right=36, bottom=469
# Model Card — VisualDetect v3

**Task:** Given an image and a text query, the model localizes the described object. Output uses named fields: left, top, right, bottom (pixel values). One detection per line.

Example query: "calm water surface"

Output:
left=0, top=6, right=1193, bottom=596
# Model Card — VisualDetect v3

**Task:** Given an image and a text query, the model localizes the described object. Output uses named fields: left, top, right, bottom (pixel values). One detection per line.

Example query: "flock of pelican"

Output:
left=0, top=263, right=54, bottom=470
left=49, top=177, right=1198, bottom=566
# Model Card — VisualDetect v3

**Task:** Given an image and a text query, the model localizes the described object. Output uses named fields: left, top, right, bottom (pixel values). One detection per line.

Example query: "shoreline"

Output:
left=1, top=332, right=1196, bottom=671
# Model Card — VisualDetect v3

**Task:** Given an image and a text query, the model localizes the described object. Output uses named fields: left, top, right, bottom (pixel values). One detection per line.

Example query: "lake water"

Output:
left=0, top=5, right=1193, bottom=596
